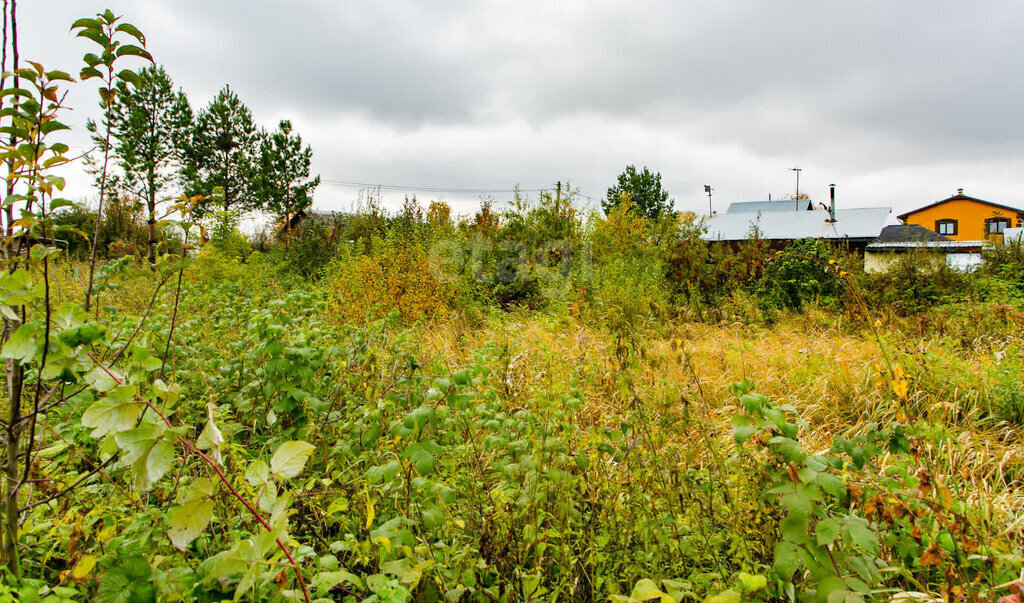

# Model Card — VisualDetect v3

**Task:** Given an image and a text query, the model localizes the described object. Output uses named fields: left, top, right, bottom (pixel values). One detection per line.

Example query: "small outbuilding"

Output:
left=864, top=224, right=987, bottom=273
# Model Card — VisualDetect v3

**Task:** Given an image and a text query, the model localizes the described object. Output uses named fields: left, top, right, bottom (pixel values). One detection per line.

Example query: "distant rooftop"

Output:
left=726, top=199, right=816, bottom=213
left=874, top=224, right=951, bottom=244
left=702, top=206, right=891, bottom=242
left=866, top=225, right=982, bottom=250
left=897, top=191, right=1024, bottom=221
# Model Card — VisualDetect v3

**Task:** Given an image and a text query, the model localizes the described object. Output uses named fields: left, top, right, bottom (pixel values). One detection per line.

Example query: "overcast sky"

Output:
left=20, top=0, right=1024, bottom=220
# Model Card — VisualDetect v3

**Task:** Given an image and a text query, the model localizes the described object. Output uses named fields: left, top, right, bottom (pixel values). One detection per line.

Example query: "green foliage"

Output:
left=603, top=165, right=674, bottom=221
left=110, top=64, right=192, bottom=263
left=2, top=9, right=1023, bottom=603
left=755, top=239, right=845, bottom=312
left=862, top=249, right=975, bottom=315
left=274, top=211, right=349, bottom=278
left=182, top=86, right=259, bottom=215
left=253, top=119, right=320, bottom=230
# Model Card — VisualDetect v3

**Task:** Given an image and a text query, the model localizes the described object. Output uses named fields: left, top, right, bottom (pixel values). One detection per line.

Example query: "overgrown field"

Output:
left=3, top=6, right=1023, bottom=602
left=5, top=224, right=1022, bottom=601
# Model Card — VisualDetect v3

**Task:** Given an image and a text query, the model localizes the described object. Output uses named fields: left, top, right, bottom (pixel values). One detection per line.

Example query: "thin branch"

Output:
left=105, top=270, right=172, bottom=365
left=88, top=353, right=311, bottom=603
left=19, top=456, right=117, bottom=512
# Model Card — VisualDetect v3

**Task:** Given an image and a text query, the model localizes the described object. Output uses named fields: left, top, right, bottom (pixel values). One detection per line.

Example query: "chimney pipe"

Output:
left=828, top=184, right=836, bottom=223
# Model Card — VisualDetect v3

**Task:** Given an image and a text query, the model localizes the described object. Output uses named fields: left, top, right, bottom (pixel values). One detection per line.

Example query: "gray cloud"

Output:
left=17, top=0, right=1024, bottom=216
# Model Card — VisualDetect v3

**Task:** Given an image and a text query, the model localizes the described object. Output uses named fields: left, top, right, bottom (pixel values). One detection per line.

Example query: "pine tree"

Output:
left=183, top=85, right=258, bottom=215
left=603, top=165, right=673, bottom=221
left=253, top=120, right=320, bottom=244
left=111, top=65, right=192, bottom=263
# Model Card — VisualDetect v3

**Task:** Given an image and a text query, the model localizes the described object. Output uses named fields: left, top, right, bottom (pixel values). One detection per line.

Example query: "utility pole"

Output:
left=790, top=167, right=802, bottom=210
left=556, top=181, right=561, bottom=204
left=704, top=184, right=713, bottom=216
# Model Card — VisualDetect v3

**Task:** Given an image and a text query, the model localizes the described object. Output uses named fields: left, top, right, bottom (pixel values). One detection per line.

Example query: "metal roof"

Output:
left=701, top=207, right=892, bottom=242
left=866, top=240, right=986, bottom=250
left=725, top=199, right=815, bottom=213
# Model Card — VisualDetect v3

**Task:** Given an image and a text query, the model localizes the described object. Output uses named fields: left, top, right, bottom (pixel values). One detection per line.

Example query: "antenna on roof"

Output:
left=790, top=167, right=802, bottom=210
left=704, top=184, right=713, bottom=216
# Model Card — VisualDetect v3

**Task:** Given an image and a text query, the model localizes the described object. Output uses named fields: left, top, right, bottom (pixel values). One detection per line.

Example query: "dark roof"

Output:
left=873, top=224, right=951, bottom=244
left=897, top=194, right=1024, bottom=221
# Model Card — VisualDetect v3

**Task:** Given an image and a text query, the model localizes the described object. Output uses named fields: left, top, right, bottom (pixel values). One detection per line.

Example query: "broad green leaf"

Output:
left=314, top=570, right=364, bottom=593
left=245, top=460, right=269, bottom=486
left=179, top=477, right=216, bottom=503
left=82, top=395, right=140, bottom=438
left=1, top=323, right=40, bottom=363
left=815, top=518, right=841, bottom=546
left=780, top=513, right=810, bottom=544
left=409, top=447, right=435, bottom=476
left=115, top=44, right=153, bottom=61
left=774, top=540, right=801, bottom=577
left=114, top=425, right=158, bottom=465
left=196, top=417, right=223, bottom=452
left=84, top=366, right=120, bottom=392
left=731, top=415, right=756, bottom=445
left=769, top=436, right=806, bottom=464
left=815, top=472, right=846, bottom=499
left=781, top=491, right=814, bottom=520
left=270, top=440, right=315, bottom=479
left=114, top=22, right=146, bottom=44
left=146, top=439, right=176, bottom=484
left=844, top=518, right=879, bottom=555
left=420, top=505, right=444, bottom=530
left=366, top=460, right=401, bottom=484
left=167, top=497, right=214, bottom=549
left=257, top=478, right=278, bottom=514
left=70, top=17, right=102, bottom=30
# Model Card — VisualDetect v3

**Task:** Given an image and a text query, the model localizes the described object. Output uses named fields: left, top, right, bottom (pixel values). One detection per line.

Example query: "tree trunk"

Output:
left=147, top=173, right=157, bottom=264
left=3, top=353, right=23, bottom=571
left=84, top=125, right=112, bottom=312
left=1, top=0, right=24, bottom=575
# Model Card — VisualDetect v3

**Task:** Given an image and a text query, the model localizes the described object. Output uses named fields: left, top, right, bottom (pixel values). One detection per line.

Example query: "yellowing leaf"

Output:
left=365, top=488, right=375, bottom=530
left=630, top=578, right=673, bottom=602
left=71, top=554, right=97, bottom=580
left=270, top=440, right=315, bottom=480
left=167, top=497, right=214, bottom=549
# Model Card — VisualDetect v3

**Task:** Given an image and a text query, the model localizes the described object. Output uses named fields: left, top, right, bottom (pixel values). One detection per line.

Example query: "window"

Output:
left=935, top=219, right=957, bottom=236
left=986, top=217, right=1010, bottom=234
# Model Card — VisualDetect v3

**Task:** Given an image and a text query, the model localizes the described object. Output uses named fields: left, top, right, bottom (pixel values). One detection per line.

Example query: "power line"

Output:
left=320, top=178, right=546, bottom=195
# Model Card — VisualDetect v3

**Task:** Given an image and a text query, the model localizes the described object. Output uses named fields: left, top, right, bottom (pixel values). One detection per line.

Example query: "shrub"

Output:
left=862, top=249, right=975, bottom=314
left=278, top=211, right=349, bottom=278
left=755, top=239, right=844, bottom=311
left=329, top=234, right=458, bottom=323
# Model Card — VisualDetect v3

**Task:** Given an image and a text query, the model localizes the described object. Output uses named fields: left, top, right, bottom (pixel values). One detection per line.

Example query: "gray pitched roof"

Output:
left=701, top=207, right=891, bottom=242
left=726, top=199, right=816, bottom=213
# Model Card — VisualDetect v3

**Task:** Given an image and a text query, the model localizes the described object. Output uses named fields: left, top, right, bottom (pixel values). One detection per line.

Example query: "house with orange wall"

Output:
left=897, top=190, right=1024, bottom=243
